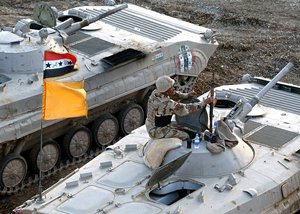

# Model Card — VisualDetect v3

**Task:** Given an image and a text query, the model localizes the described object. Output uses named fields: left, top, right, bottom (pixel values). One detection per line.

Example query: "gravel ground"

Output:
left=0, top=0, right=299, bottom=213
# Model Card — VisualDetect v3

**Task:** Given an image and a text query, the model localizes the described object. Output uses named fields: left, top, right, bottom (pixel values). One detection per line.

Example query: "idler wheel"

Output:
left=173, top=76, right=196, bottom=93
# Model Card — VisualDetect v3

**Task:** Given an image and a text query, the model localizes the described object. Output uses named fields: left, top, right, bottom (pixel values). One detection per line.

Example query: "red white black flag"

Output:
left=43, top=51, right=77, bottom=79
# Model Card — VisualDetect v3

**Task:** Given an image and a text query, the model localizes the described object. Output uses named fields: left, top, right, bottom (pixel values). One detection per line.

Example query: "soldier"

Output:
left=145, top=75, right=216, bottom=140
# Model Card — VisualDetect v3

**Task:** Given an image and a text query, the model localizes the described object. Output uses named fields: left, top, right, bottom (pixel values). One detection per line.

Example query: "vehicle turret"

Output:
left=166, top=62, right=293, bottom=178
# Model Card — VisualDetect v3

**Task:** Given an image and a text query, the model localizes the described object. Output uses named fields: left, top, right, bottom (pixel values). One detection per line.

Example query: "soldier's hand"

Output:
left=213, top=98, right=217, bottom=106
left=188, top=90, right=197, bottom=98
left=204, top=97, right=217, bottom=105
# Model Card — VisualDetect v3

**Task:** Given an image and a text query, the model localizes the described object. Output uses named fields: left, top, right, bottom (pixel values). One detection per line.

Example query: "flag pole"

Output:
left=36, top=88, right=44, bottom=204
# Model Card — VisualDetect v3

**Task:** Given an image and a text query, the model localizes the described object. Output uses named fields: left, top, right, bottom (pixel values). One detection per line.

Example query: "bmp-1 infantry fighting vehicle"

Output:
left=14, top=63, right=300, bottom=214
left=0, top=3, right=218, bottom=192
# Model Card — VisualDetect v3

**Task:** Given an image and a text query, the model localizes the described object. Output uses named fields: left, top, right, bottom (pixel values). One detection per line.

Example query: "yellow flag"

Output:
left=42, top=80, right=87, bottom=120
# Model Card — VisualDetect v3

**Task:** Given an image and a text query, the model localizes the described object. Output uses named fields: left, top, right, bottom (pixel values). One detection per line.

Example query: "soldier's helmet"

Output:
left=156, top=76, right=175, bottom=93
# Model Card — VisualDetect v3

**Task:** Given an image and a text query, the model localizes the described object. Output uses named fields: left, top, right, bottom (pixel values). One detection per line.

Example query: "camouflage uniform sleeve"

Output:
left=168, top=99, right=205, bottom=116
left=171, top=91, right=189, bottom=101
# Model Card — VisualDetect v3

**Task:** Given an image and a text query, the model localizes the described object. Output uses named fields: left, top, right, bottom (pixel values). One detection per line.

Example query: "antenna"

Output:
left=209, top=70, right=215, bottom=132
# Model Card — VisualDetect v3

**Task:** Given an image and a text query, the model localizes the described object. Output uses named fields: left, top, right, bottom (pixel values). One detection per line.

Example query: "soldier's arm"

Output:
left=171, top=90, right=189, bottom=101
left=170, top=97, right=215, bottom=116
left=171, top=90, right=197, bottom=101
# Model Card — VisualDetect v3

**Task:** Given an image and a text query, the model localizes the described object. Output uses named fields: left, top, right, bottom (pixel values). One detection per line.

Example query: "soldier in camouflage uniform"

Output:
left=146, top=76, right=215, bottom=140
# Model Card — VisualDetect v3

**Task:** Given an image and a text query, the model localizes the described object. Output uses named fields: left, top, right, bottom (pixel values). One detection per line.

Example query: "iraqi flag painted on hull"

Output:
left=43, top=51, right=77, bottom=79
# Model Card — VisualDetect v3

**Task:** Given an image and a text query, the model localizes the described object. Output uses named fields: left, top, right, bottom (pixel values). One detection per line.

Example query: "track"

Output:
left=0, top=148, right=103, bottom=195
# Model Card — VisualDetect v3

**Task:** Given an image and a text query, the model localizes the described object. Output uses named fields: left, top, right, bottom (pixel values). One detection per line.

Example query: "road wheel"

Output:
left=62, top=126, right=92, bottom=159
left=0, top=154, right=27, bottom=188
left=119, top=103, right=144, bottom=135
left=92, top=113, right=119, bottom=146
left=29, top=139, right=60, bottom=173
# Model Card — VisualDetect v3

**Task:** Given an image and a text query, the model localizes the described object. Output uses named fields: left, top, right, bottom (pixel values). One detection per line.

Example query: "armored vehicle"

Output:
left=0, top=3, right=218, bottom=192
left=14, top=63, right=300, bottom=214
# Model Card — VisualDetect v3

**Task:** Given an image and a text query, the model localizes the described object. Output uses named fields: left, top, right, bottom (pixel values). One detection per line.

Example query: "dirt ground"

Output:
left=0, top=0, right=299, bottom=213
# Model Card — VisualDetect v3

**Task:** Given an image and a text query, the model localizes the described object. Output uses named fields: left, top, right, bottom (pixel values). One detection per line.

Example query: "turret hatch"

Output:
left=145, top=151, right=204, bottom=206
left=0, top=31, right=24, bottom=44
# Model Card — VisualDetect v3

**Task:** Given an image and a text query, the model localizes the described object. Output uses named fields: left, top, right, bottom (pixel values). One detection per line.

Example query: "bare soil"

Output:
left=0, top=0, right=299, bottom=213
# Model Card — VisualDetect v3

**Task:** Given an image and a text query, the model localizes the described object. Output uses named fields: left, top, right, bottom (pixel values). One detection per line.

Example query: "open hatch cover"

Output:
left=146, top=151, right=192, bottom=189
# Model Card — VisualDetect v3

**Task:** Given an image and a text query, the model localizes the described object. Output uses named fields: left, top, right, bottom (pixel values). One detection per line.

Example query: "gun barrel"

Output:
left=227, top=62, right=293, bottom=121
left=55, top=18, right=74, bottom=31
left=250, top=62, right=294, bottom=107
left=63, top=3, right=128, bottom=35
left=89, top=3, right=128, bottom=23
